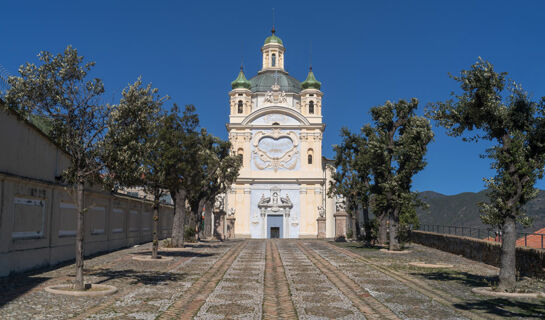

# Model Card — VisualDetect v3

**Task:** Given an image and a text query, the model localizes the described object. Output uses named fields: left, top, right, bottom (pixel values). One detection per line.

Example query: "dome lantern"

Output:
left=261, top=29, right=285, bottom=71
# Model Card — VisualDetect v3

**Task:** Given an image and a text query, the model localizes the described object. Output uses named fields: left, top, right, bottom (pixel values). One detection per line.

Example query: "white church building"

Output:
left=224, top=29, right=337, bottom=239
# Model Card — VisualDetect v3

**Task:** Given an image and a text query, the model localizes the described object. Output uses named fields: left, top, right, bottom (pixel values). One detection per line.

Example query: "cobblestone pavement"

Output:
left=330, top=241, right=545, bottom=320
left=1, top=239, right=544, bottom=319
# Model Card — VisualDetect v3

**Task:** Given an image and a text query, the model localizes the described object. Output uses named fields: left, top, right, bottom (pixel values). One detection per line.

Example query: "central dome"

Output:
left=250, top=71, right=301, bottom=93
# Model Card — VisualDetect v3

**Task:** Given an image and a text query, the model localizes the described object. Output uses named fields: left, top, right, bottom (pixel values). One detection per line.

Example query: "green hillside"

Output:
left=417, top=190, right=545, bottom=233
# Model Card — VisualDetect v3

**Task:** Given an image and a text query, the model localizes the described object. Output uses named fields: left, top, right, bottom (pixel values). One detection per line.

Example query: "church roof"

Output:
left=264, top=34, right=283, bottom=45
left=301, top=67, right=321, bottom=90
left=231, top=67, right=251, bottom=89
left=250, top=71, right=301, bottom=93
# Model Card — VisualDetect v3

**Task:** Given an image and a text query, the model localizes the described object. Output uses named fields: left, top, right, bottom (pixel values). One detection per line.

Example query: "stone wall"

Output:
left=0, top=104, right=174, bottom=277
left=0, top=174, right=173, bottom=277
left=411, top=230, right=545, bottom=278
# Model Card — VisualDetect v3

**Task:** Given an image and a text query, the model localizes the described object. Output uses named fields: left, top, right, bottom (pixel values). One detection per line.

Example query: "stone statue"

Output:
left=318, top=205, right=325, bottom=218
left=272, top=192, right=279, bottom=204
left=228, top=208, right=235, bottom=216
left=282, top=194, right=292, bottom=205
left=335, top=196, right=346, bottom=212
left=265, top=91, right=273, bottom=103
left=214, top=194, right=225, bottom=211
left=280, top=91, right=287, bottom=103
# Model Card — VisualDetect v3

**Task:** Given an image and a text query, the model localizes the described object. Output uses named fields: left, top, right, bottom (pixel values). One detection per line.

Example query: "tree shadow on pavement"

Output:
left=413, top=270, right=496, bottom=288
left=136, top=250, right=214, bottom=258
left=90, top=268, right=189, bottom=286
left=0, top=273, right=50, bottom=308
left=333, top=241, right=382, bottom=252
left=453, top=298, right=545, bottom=318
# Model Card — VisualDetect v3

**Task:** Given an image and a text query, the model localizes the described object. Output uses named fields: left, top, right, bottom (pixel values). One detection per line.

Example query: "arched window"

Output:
left=307, top=149, right=314, bottom=165
left=237, top=100, right=243, bottom=114
left=308, top=154, right=313, bottom=164
left=271, top=53, right=276, bottom=67
left=237, top=148, right=244, bottom=162
left=309, top=101, right=314, bottom=114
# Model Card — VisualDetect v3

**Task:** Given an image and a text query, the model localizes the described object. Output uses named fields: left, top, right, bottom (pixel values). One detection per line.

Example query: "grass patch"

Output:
left=329, top=241, right=381, bottom=252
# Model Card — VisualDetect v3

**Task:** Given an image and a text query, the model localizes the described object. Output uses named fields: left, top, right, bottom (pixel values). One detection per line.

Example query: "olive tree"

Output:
left=104, top=78, right=168, bottom=259
left=367, top=99, right=433, bottom=250
left=330, top=128, right=373, bottom=242
left=4, top=46, right=109, bottom=290
left=187, top=131, right=241, bottom=240
left=427, top=58, right=545, bottom=291
left=161, top=104, right=201, bottom=248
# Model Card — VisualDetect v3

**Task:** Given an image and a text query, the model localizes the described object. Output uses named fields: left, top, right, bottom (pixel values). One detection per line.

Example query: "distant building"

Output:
left=117, top=186, right=173, bottom=205
left=516, top=227, right=545, bottom=249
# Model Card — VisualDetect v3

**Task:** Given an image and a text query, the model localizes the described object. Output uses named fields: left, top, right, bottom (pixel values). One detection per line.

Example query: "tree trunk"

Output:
left=195, top=199, right=206, bottom=241
left=74, top=182, right=85, bottom=290
left=362, top=206, right=372, bottom=244
left=171, top=189, right=187, bottom=247
left=378, top=213, right=388, bottom=245
left=388, top=208, right=400, bottom=251
left=203, top=200, right=213, bottom=238
left=151, top=196, right=160, bottom=259
left=498, top=216, right=517, bottom=291
left=188, top=209, right=196, bottom=234
left=351, top=211, right=359, bottom=240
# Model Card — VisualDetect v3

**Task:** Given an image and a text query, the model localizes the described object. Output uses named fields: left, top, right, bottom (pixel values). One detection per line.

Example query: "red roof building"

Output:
left=516, top=227, right=545, bottom=249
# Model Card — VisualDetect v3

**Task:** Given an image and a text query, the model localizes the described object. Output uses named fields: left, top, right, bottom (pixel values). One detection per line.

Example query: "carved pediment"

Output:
left=257, top=187, right=293, bottom=217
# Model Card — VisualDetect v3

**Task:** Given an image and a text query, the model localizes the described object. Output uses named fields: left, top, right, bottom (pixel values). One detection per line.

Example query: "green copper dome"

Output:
left=250, top=71, right=301, bottom=93
left=301, top=67, right=321, bottom=90
left=231, top=68, right=251, bottom=89
left=264, top=31, right=283, bottom=45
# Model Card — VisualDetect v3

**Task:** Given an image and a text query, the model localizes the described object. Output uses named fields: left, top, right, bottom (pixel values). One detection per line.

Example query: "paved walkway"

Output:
left=1, top=239, right=544, bottom=319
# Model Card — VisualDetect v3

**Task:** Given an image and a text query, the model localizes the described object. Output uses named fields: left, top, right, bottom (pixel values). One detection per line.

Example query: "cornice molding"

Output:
left=240, top=106, right=310, bottom=126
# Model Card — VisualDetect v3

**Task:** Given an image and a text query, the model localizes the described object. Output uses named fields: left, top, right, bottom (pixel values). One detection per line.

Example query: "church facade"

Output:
left=225, top=30, right=336, bottom=239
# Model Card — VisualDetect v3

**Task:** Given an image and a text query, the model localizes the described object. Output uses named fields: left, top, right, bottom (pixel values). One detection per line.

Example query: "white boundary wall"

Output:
left=0, top=174, right=173, bottom=277
left=0, top=106, right=172, bottom=276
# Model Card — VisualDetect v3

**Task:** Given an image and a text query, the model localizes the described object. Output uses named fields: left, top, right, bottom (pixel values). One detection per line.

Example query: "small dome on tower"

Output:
left=264, top=28, right=283, bottom=45
left=301, top=67, right=321, bottom=90
left=231, top=67, right=251, bottom=89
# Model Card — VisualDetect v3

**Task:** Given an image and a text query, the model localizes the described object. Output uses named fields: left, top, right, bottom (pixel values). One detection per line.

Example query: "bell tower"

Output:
left=300, top=66, right=323, bottom=118
left=261, top=27, right=285, bottom=72
left=229, top=65, right=252, bottom=118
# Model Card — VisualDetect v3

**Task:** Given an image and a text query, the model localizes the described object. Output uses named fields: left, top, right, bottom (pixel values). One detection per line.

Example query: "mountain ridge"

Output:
left=416, top=189, right=545, bottom=233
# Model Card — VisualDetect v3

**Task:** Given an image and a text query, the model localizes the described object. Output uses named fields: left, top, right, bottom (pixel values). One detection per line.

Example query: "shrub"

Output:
left=184, top=226, right=196, bottom=242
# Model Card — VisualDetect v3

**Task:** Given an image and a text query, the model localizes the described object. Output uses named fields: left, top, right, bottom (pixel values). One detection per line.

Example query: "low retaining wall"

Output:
left=0, top=174, right=173, bottom=277
left=411, top=230, right=545, bottom=278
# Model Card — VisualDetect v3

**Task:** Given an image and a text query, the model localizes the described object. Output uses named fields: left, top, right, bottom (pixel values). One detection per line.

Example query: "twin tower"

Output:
left=224, top=29, right=336, bottom=239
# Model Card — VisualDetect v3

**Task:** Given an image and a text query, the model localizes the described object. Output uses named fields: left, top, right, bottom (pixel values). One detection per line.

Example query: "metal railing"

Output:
left=418, top=224, right=545, bottom=249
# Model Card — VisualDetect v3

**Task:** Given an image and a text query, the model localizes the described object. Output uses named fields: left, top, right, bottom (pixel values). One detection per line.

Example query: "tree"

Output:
left=427, top=58, right=545, bottom=291
left=161, top=104, right=201, bottom=248
left=4, top=46, right=109, bottom=290
left=366, top=99, right=433, bottom=251
left=187, top=131, right=241, bottom=239
left=104, top=78, right=168, bottom=259
left=330, top=128, right=373, bottom=242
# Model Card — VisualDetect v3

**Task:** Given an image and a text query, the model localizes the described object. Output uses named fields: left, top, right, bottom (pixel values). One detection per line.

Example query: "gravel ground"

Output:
left=2, top=239, right=543, bottom=319
left=308, top=241, right=466, bottom=319
left=332, top=241, right=545, bottom=319
left=278, top=241, right=365, bottom=319
left=0, top=240, right=237, bottom=320
left=195, top=240, right=265, bottom=320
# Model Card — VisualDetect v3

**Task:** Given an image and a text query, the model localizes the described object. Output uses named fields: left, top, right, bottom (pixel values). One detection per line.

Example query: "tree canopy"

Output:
left=368, top=99, right=432, bottom=249
left=4, top=46, right=110, bottom=290
left=428, top=58, right=545, bottom=291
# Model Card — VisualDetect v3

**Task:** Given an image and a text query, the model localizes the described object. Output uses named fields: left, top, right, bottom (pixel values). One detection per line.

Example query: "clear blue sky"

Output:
left=2, top=0, right=545, bottom=195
